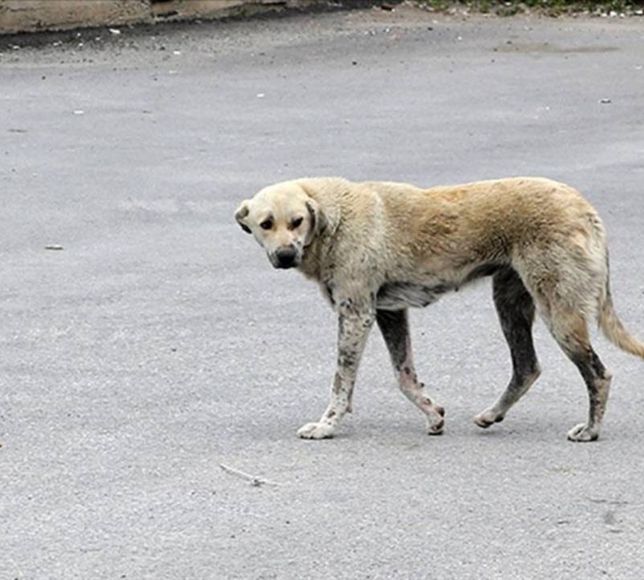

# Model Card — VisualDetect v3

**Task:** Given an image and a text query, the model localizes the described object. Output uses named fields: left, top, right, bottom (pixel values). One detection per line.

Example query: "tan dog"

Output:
left=235, top=177, right=644, bottom=442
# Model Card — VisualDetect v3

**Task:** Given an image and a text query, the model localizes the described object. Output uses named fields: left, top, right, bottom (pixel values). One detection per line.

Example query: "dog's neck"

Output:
left=298, top=230, right=336, bottom=282
left=298, top=238, right=323, bottom=281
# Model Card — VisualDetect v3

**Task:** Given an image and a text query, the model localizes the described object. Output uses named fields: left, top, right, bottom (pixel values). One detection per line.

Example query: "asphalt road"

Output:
left=1, top=5, right=644, bottom=579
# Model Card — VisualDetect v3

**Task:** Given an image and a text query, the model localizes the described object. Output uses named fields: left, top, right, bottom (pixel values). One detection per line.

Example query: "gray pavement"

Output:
left=1, top=5, right=644, bottom=579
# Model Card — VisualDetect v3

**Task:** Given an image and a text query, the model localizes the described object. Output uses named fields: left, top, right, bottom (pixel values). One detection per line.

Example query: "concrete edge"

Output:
left=0, top=0, right=392, bottom=36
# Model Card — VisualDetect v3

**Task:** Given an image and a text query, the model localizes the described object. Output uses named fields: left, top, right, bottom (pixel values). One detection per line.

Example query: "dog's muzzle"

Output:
left=274, top=246, right=298, bottom=269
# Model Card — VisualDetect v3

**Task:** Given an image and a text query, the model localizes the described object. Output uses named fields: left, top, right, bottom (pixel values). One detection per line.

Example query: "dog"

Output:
left=234, top=177, right=644, bottom=441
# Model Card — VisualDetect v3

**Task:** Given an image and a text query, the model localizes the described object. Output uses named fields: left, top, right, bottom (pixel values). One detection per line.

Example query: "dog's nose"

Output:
left=275, top=246, right=297, bottom=269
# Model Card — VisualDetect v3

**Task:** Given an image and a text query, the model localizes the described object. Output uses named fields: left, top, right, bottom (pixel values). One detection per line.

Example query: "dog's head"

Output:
left=234, top=180, right=327, bottom=269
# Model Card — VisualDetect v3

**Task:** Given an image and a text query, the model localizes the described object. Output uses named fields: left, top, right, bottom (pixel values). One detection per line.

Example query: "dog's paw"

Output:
left=425, top=405, right=445, bottom=435
left=473, top=408, right=504, bottom=429
left=567, top=423, right=599, bottom=442
left=297, top=422, right=335, bottom=440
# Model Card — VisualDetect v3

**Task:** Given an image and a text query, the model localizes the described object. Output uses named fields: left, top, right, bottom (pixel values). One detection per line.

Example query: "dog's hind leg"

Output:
left=516, top=241, right=612, bottom=441
left=474, top=267, right=541, bottom=429
left=376, top=309, right=445, bottom=435
left=545, top=307, right=612, bottom=442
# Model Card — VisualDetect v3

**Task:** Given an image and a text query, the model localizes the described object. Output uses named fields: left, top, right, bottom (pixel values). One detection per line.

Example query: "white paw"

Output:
left=567, top=423, right=599, bottom=442
left=297, top=422, right=335, bottom=440
left=473, top=408, right=504, bottom=429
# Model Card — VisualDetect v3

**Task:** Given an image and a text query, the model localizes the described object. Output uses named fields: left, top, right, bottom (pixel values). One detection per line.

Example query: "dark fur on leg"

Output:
left=376, top=309, right=410, bottom=372
left=474, top=267, right=541, bottom=428
left=376, top=308, right=445, bottom=434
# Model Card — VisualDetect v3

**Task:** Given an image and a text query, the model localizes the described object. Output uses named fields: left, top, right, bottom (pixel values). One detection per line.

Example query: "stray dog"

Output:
left=235, top=177, right=644, bottom=441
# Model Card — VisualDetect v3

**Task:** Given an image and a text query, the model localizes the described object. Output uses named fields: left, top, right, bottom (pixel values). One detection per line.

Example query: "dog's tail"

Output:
left=597, top=256, right=644, bottom=359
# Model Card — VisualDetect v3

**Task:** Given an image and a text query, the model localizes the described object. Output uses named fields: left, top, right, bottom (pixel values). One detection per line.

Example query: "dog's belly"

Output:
left=376, top=282, right=452, bottom=310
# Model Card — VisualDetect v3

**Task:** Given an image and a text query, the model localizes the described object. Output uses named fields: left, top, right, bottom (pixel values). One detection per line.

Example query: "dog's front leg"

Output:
left=298, top=296, right=375, bottom=439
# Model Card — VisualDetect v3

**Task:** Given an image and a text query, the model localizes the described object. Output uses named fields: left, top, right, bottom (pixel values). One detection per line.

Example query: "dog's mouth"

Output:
left=271, top=256, right=300, bottom=269
left=268, top=255, right=300, bottom=269
left=270, top=246, right=301, bottom=269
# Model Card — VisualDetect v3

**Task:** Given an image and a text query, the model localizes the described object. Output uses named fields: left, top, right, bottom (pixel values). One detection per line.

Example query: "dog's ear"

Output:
left=302, top=185, right=340, bottom=243
left=305, top=198, right=327, bottom=244
left=234, top=200, right=252, bottom=234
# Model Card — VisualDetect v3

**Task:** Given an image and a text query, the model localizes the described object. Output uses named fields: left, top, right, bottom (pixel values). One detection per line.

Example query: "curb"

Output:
left=0, top=0, right=364, bottom=35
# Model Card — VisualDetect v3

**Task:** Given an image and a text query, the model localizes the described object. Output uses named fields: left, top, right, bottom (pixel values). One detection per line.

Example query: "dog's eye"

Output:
left=260, top=219, right=273, bottom=230
left=291, top=217, right=304, bottom=229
